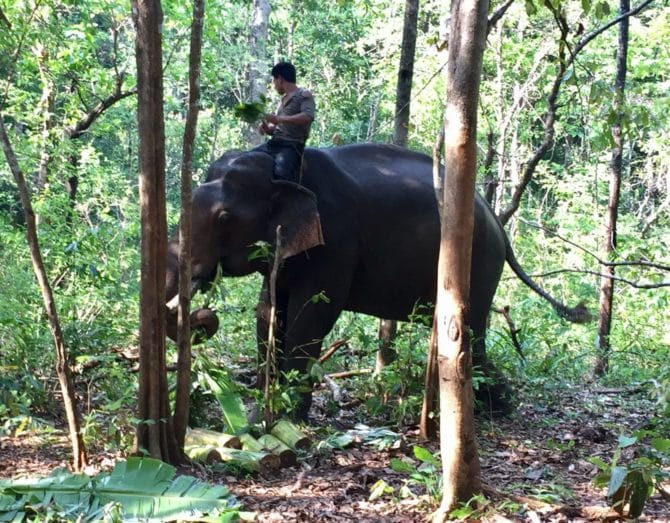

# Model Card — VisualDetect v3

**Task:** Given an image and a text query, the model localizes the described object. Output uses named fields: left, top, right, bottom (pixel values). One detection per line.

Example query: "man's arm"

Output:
left=264, top=112, right=313, bottom=127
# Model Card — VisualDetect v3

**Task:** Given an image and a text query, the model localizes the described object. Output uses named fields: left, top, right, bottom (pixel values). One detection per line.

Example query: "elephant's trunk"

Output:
left=165, top=306, right=220, bottom=343
left=165, top=277, right=220, bottom=343
left=166, top=279, right=205, bottom=311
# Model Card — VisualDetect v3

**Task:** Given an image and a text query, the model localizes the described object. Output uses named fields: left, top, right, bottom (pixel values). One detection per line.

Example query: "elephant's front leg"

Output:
left=281, top=289, right=346, bottom=421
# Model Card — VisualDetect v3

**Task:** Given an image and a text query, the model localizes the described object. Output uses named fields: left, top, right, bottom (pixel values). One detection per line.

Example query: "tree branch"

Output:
left=498, top=0, right=656, bottom=225
left=519, top=218, right=670, bottom=272
left=571, top=0, right=655, bottom=58
left=521, top=268, right=670, bottom=289
left=65, top=87, right=137, bottom=139
left=0, top=7, right=11, bottom=29
left=487, top=0, right=515, bottom=34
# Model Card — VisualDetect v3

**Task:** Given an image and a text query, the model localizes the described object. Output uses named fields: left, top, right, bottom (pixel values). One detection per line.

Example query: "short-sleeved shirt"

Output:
left=272, top=88, right=316, bottom=144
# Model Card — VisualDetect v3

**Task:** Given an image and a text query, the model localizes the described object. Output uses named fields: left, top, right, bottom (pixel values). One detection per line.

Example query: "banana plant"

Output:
left=0, top=457, right=241, bottom=522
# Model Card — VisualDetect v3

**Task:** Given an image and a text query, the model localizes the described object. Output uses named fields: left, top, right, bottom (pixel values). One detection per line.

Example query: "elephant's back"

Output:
left=303, top=144, right=442, bottom=318
left=308, top=143, right=433, bottom=189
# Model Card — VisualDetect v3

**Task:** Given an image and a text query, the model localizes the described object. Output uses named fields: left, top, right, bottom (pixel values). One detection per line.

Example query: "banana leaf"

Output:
left=0, top=457, right=240, bottom=522
left=200, top=366, right=248, bottom=435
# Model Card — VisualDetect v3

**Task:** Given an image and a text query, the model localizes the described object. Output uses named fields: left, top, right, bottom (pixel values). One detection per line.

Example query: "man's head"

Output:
left=271, top=61, right=296, bottom=94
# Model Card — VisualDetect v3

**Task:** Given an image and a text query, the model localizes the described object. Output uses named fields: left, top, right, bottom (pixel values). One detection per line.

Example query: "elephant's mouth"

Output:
left=165, top=306, right=220, bottom=344
left=190, top=307, right=220, bottom=344
left=165, top=277, right=220, bottom=344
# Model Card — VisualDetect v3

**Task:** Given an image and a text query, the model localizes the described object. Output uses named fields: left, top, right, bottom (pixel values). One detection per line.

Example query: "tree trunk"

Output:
left=0, top=118, right=87, bottom=472
left=132, top=0, right=179, bottom=464
left=173, top=0, right=204, bottom=450
left=594, top=0, right=629, bottom=377
left=393, top=0, right=419, bottom=148
left=375, top=318, right=398, bottom=373
left=376, top=0, right=420, bottom=374
left=433, top=0, right=488, bottom=518
left=419, top=312, right=438, bottom=439
left=244, top=0, right=270, bottom=146
left=35, top=47, right=54, bottom=192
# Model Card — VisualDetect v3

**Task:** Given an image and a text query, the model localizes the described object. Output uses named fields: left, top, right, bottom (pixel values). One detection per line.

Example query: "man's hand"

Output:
left=264, top=113, right=280, bottom=125
left=259, top=120, right=274, bottom=135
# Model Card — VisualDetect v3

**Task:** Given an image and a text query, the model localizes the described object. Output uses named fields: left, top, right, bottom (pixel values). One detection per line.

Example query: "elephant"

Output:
left=165, top=143, right=589, bottom=419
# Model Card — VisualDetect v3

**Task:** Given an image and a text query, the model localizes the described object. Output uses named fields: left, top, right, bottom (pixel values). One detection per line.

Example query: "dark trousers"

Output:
left=253, top=139, right=304, bottom=182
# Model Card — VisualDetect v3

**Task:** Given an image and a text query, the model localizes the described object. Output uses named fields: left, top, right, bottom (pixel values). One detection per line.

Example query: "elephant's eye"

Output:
left=217, top=210, right=233, bottom=222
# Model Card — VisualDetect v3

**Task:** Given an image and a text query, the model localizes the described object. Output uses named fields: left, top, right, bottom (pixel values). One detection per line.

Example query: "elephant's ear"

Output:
left=269, top=180, right=324, bottom=259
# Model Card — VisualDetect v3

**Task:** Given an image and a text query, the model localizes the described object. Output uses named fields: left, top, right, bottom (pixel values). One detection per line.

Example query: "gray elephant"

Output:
left=165, top=143, right=589, bottom=419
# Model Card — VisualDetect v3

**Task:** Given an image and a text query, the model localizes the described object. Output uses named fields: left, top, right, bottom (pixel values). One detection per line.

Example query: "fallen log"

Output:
left=185, top=445, right=271, bottom=472
left=271, top=419, right=310, bottom=451
left=239, top=433, right=281, bottom=469
left=258, top=433, right=297, bottom=467
left=185, top=427, right=241, bottom=449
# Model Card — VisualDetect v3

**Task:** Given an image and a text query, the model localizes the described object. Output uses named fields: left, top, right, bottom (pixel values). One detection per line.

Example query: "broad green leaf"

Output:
left=0, top=458, right=240, bottom=522
left=607, top=466, right=627, bottom=499
left=627, top=470, right=652, bottom=518
left=651, top=438, right=670, bottom=452
left=390, top=457, right=415, bottom=474
left=202, top=369, right=248, bottom=435
left=618, top=435, right=637, bottom=448
left=413, top=445, right=440, bottom=467
left=368, top=479, right=392, bottom=501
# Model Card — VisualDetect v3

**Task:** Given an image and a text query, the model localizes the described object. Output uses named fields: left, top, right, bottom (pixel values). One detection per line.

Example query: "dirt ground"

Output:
left=1, top=385, right=668, bottom=522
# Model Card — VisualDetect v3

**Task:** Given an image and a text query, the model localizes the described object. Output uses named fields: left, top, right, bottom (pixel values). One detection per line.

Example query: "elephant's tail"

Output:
left=504, top=236, right=592, bottom=323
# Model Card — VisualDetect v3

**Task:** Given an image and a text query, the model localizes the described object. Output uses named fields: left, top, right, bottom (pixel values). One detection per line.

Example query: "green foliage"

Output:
left=194, top=355, right=248, bottom=435
left=389, top=445, right=442, bottom=502
left=591, top=432, right=670, bottom=518
left=233, top=100, right=266, bottom=124
left=0, top=457, right=241, bottom=522
left=0, top=8, right=669, bottom=522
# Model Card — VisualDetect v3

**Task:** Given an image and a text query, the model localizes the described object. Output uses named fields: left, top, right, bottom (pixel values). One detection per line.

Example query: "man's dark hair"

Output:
left=271, top=61, right=296, bottom=83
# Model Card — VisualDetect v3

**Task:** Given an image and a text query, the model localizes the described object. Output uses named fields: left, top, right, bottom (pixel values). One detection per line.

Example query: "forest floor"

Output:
left=1, top=384, right=668, bottom=522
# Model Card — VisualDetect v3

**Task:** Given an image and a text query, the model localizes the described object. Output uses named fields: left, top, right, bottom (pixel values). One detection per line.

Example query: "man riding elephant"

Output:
left=165, top=144, right=590, bottom=421
left=254, top=61, right=316, bottom=183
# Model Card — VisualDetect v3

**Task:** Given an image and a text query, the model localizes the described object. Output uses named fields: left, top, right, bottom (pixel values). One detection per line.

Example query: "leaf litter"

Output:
left=0, top=385, right=668, bottom=522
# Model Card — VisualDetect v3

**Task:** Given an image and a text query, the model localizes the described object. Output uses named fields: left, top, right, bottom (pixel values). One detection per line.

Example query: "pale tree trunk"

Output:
left=173, top=0, right=204, bottom=449
left=132, top=0, right=179, bottom=464
left=594, top=0, right=629, bottom=377
left=244, top=0, right=270, bottom=146
left=0, top=118, right=87, bottom=472
left=35, top=46, right=54, bottom=192
left=377, top=0, right=420, bottom=374
left=433, top=0, right=488, bottom=518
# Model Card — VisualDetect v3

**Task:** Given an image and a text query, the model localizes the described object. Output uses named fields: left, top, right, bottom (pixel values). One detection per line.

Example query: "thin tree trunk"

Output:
left=375, top=319, right=397, bottom=373
left=36, top=47, right=54, bottom=192
left=420, top=112, right=446, bottom=440
left=244, top=0, right=270, bottom=146
left=173, top=0, right=204, bottom=449
left=377, top=0, right=420, bottom=373
left=0, top=117, right=87, bottom=472
left=132, top=0, right=179, bottom=464
left=393, top=0, right=419, bottom=148
left=433, top=0, right=488, bottom=517
left=419, top=312, right=438, bottom=439
left=594, top=0, right=629, bottom=377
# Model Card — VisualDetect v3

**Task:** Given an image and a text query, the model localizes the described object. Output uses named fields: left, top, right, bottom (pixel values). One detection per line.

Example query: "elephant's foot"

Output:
left=290, top=392, right=312, bottom=424
left=474, top=377, right=515, bottom=416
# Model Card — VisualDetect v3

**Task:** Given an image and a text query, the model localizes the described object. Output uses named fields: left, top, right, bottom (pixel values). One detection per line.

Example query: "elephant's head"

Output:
left=165, top=151, right=324, bottom=342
